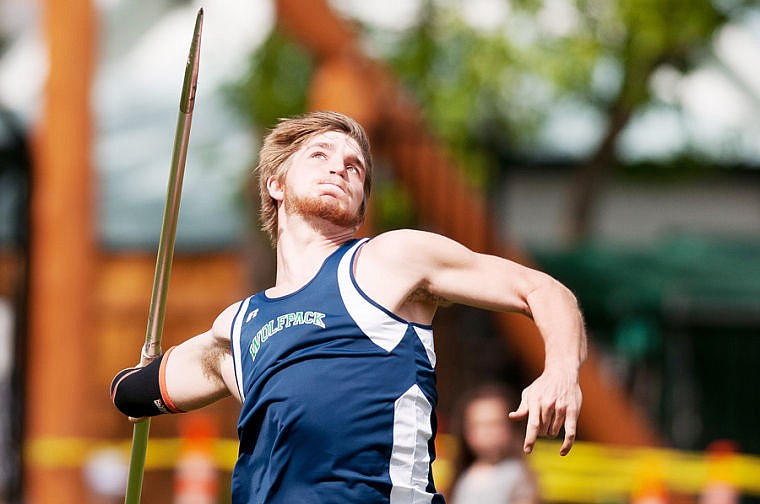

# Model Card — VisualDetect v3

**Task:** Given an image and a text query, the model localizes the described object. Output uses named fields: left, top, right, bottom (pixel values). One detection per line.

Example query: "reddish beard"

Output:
left=284, top=187, right=363, bottom=228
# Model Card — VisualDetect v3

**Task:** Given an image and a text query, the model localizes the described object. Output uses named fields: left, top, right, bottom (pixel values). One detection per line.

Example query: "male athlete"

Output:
left=111, top=111, right=587, bottom=503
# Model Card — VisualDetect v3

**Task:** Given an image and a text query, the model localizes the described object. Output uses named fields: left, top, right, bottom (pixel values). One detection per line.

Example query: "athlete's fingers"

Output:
left=507, top=401, right=528, bottom=420
left=544, top=410, right=557, bottom=438
left=539, top=400, right=555, bottom=437
left=549, top=403, right=567, bottom=437
left=508, top=394, right=529, bottom=420
left=509, top=396, right=535, bottom=453
left=522, top=401, right=540, bottom=454
left=560, top=413, right=577, bottom=456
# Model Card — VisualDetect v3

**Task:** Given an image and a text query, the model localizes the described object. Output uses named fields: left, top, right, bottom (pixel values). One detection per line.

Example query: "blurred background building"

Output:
left=0, top=0, right=759, bottom=502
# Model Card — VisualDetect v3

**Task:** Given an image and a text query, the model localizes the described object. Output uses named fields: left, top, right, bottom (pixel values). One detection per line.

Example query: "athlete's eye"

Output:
left=346, top=164, right=358, bottom=174
left=311, top=151, right=327, bottom=160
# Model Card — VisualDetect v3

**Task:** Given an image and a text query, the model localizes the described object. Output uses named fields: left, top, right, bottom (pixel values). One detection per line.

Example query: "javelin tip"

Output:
left=180, top=8, right=204, bottom=113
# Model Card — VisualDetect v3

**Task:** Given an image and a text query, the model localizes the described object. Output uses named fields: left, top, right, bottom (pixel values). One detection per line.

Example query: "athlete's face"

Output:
left=268, top=131, right=367, bottom=229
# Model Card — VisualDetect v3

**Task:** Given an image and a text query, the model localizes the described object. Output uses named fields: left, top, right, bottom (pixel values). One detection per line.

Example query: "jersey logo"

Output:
left=246, top=308, right=259, bottom=323
left=249, top=311, right=326, bottom=361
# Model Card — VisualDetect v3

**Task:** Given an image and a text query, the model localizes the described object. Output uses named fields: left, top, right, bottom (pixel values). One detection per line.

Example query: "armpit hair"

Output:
left=407, top=287, right=452, bottom=307
left=200, top=338, right=231, bottom=387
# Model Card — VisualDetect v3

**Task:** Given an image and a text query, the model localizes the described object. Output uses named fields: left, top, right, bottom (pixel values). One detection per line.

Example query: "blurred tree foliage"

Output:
left=229, top=0, right=755, bottom=241
left=226, top=30, right=313, bottom=132
left=364, top=0, right=756, bottom=241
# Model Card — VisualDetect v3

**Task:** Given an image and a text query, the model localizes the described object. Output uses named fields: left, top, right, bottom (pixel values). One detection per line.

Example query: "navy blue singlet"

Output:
left=229, top=239, right=445, bottom=503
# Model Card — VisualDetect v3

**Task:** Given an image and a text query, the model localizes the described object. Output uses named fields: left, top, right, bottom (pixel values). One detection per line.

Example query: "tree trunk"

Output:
left=566, top=104, right=633, bottom=244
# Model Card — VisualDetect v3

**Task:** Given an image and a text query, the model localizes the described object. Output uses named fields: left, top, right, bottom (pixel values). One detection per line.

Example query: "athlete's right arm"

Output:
left=111, top=302, right=242, bottom=418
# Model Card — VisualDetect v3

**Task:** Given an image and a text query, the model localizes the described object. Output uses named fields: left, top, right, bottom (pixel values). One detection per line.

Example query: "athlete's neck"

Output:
left=269, top=217, right=355, bottom=297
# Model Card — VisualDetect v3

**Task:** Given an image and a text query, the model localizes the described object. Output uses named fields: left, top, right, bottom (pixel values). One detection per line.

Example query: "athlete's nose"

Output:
left=329, top=159, right=348, bottom=178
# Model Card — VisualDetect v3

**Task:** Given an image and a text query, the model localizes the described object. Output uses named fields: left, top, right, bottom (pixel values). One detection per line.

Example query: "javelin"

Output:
left=123, top=8, right=203, bottom=503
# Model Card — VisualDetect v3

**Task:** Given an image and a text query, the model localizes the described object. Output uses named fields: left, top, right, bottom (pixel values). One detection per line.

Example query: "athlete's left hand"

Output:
left=508, top=368, right=582, bottom=456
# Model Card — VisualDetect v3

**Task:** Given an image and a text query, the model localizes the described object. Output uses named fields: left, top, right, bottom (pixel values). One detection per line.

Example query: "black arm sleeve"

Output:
left=110, top=354, right=179, bottom=417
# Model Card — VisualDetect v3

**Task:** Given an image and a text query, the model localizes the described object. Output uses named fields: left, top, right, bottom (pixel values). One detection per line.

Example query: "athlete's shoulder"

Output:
left=363, top=228, right=459, bottom=263
left=211, top=300, right=247, bottom=339
left=364, top=228, right=440, bottom=252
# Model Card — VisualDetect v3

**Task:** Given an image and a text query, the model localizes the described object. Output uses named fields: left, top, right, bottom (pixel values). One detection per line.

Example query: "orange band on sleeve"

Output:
left=159, top=346, right=185, bottom=413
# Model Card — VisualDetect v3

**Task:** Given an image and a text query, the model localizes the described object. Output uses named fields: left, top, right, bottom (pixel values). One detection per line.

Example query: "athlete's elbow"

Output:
left=526, top=272, right=568, bottom=302
left=110, top=356, right=180, bottom=417
left=525, top=274, right=582, bottom=319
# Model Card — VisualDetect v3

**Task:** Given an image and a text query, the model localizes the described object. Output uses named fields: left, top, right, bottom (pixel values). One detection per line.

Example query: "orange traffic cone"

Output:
left=174, top=413, right=219, bottom=504
left=632, top=454, right=669, bottom=504
left=699, top=440, right=739, bottom=504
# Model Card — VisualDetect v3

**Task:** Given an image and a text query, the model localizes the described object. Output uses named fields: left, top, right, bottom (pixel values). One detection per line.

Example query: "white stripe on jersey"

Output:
left=231, top=296, right=251, bottom=402
left=389, top=384, right=435, bottom=504
left=413, top=326, right=436, bottom=368
left=337, top=239, right=408, bottom=352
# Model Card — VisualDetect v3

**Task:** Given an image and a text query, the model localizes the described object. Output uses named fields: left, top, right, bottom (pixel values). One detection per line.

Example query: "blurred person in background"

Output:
left=111, top=111, right=585, bottom=503
left=450, top=383, right=540, bottom=504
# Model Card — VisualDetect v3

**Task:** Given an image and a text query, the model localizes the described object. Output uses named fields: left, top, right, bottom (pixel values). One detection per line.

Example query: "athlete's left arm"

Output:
left=162, top=302, right=242, bottom=410
left=366, top=229, right=587, bottom=455
left=111, top=303, right=241, bottom=420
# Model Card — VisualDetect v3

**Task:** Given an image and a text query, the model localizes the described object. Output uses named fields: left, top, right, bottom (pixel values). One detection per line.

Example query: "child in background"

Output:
left=450, top=383, right=540, bottom=504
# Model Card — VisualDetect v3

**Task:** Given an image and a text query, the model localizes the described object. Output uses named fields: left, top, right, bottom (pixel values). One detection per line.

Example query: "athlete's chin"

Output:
left=288, top=195, right=361, bottom=228
left=315, top=207, right=362, bottom=228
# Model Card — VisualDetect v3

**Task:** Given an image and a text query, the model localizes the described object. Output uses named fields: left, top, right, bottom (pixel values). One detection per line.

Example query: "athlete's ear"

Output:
left=267, top=176, right=284, bottom=203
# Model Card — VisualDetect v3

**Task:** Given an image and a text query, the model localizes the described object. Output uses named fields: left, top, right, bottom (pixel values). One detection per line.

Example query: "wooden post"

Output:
left=25, top=0, right=96, bottom=501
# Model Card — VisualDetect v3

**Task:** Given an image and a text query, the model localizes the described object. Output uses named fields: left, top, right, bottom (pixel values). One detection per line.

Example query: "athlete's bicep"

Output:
left=163, top=330, right=234, bottom=411
left=426, top=247, right=549, bottom=314
left=365, top=229, right=545, bottom=314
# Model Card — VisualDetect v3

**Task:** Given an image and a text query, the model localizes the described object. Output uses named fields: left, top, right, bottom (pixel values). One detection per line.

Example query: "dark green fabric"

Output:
left=532, top=234, right=760, bottom=455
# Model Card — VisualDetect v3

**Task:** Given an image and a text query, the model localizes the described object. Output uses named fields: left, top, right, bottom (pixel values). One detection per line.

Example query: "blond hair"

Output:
left=255, top=111, right=373, bottom=244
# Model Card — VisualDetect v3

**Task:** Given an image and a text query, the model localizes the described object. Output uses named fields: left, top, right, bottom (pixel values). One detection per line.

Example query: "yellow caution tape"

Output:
left=25, top=436, right=760, bottom=501
left=25, top=437, right=238, bottom=471
left=525, top=440, right=760, bottom=501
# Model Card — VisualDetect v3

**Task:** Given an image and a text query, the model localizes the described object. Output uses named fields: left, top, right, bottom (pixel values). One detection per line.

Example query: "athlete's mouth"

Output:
left=318, top=181, right=348, bottom=194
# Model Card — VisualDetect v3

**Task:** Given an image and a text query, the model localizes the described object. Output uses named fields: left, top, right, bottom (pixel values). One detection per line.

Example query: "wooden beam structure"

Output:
left=25, top=0, right=97, bottom=501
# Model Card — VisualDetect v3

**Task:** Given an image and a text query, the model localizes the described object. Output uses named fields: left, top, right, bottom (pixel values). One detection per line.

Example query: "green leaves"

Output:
left=226, top=30, right=313, bottom=132
left=224, top=0, right=756, bottom=233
